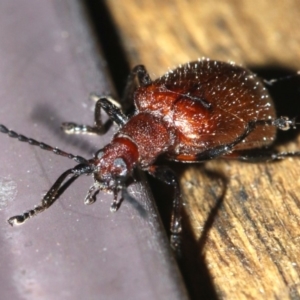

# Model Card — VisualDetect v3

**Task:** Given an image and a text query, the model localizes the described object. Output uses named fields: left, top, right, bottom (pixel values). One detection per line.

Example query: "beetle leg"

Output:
left=220, top=116, right=299, bottom=161
left=121, top=65, right=152, bottom=109
left=61, top=96, right=127, bottom=135
left=96, top=96, right=128, bottom=126
left=195, top=120, right=257, bottom=161
left=7, top=163, right=94, bottom=226
left=62, top=65, right=152, bottom=135
left=223, top=149, right=300, bottom=162
left=195, top=117, right=296, bottom=161
left=110, top=186, right=124, bottom=212
left=147, top=165, right=183, bottom=255
left=84, top=183, right=100, bottom=205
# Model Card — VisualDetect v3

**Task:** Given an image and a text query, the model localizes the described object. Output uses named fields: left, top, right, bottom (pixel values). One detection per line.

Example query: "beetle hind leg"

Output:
left=147, top=165, right=183, bottom=256
left=189, top=117, right=298, bottom=162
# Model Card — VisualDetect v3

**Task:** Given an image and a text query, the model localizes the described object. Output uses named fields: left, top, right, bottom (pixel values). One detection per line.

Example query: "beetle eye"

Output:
left=113, top=157, right=128, bottom=177
left=94, top=149, right=104, bottom=159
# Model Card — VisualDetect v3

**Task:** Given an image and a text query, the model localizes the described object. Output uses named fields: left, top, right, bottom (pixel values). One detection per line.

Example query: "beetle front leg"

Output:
left=61, top=96, right=127, bottom=135
left=121, top=65, right=152, bottom=109
left=147, top=165, right=183, bottom=255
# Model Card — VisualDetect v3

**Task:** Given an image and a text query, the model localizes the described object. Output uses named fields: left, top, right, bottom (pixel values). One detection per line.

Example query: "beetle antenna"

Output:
left=7, top=162, right=94, bottom=226
left=0, top=124, right=88, bottom=164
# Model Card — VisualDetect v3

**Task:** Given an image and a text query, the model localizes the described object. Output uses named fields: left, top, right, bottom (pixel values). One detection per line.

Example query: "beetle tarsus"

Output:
left=84, top=184, right=99, bottom=205
left=273, top=116, right=296, bottom=130
left=110, top=187, right=123, bottom=212
left=8, top=215, right=27, bottom=226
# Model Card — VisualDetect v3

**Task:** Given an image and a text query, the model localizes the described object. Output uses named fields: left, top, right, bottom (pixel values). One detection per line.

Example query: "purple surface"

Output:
left=0, top=1, right=188, bottom=299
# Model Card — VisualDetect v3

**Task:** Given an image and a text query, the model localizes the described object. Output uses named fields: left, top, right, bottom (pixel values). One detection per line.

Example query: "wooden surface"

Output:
left=104, top=1, right=300, bottom=299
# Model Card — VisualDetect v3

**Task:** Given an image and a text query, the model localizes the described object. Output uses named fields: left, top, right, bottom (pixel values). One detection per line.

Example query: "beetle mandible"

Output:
left=1, top=58, right=299, bottom=252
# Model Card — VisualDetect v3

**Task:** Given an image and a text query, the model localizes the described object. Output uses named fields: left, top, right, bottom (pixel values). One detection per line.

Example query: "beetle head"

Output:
left=91, top=137, right=139, bottom=192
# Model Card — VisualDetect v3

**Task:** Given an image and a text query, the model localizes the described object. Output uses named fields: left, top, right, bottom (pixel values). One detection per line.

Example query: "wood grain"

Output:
left=104, top=0, right=300, bottom=299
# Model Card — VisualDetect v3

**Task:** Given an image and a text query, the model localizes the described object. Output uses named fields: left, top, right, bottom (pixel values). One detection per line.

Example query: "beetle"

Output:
left=1, top=58, right=299, bottom=252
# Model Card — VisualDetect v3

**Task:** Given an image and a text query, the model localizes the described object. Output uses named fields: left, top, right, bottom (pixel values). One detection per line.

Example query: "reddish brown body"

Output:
left=107, top=60, right=276, bottom=170
left=2, top=58, right=296, bottom=254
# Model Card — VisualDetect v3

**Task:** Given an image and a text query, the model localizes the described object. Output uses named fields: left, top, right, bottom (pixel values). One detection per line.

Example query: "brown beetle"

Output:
left=1, top=58, right=298, bottom=252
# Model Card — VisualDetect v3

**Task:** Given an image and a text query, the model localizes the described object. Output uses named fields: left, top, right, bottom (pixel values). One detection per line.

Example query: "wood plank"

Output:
left=105, top=0, right=300, bottom=299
